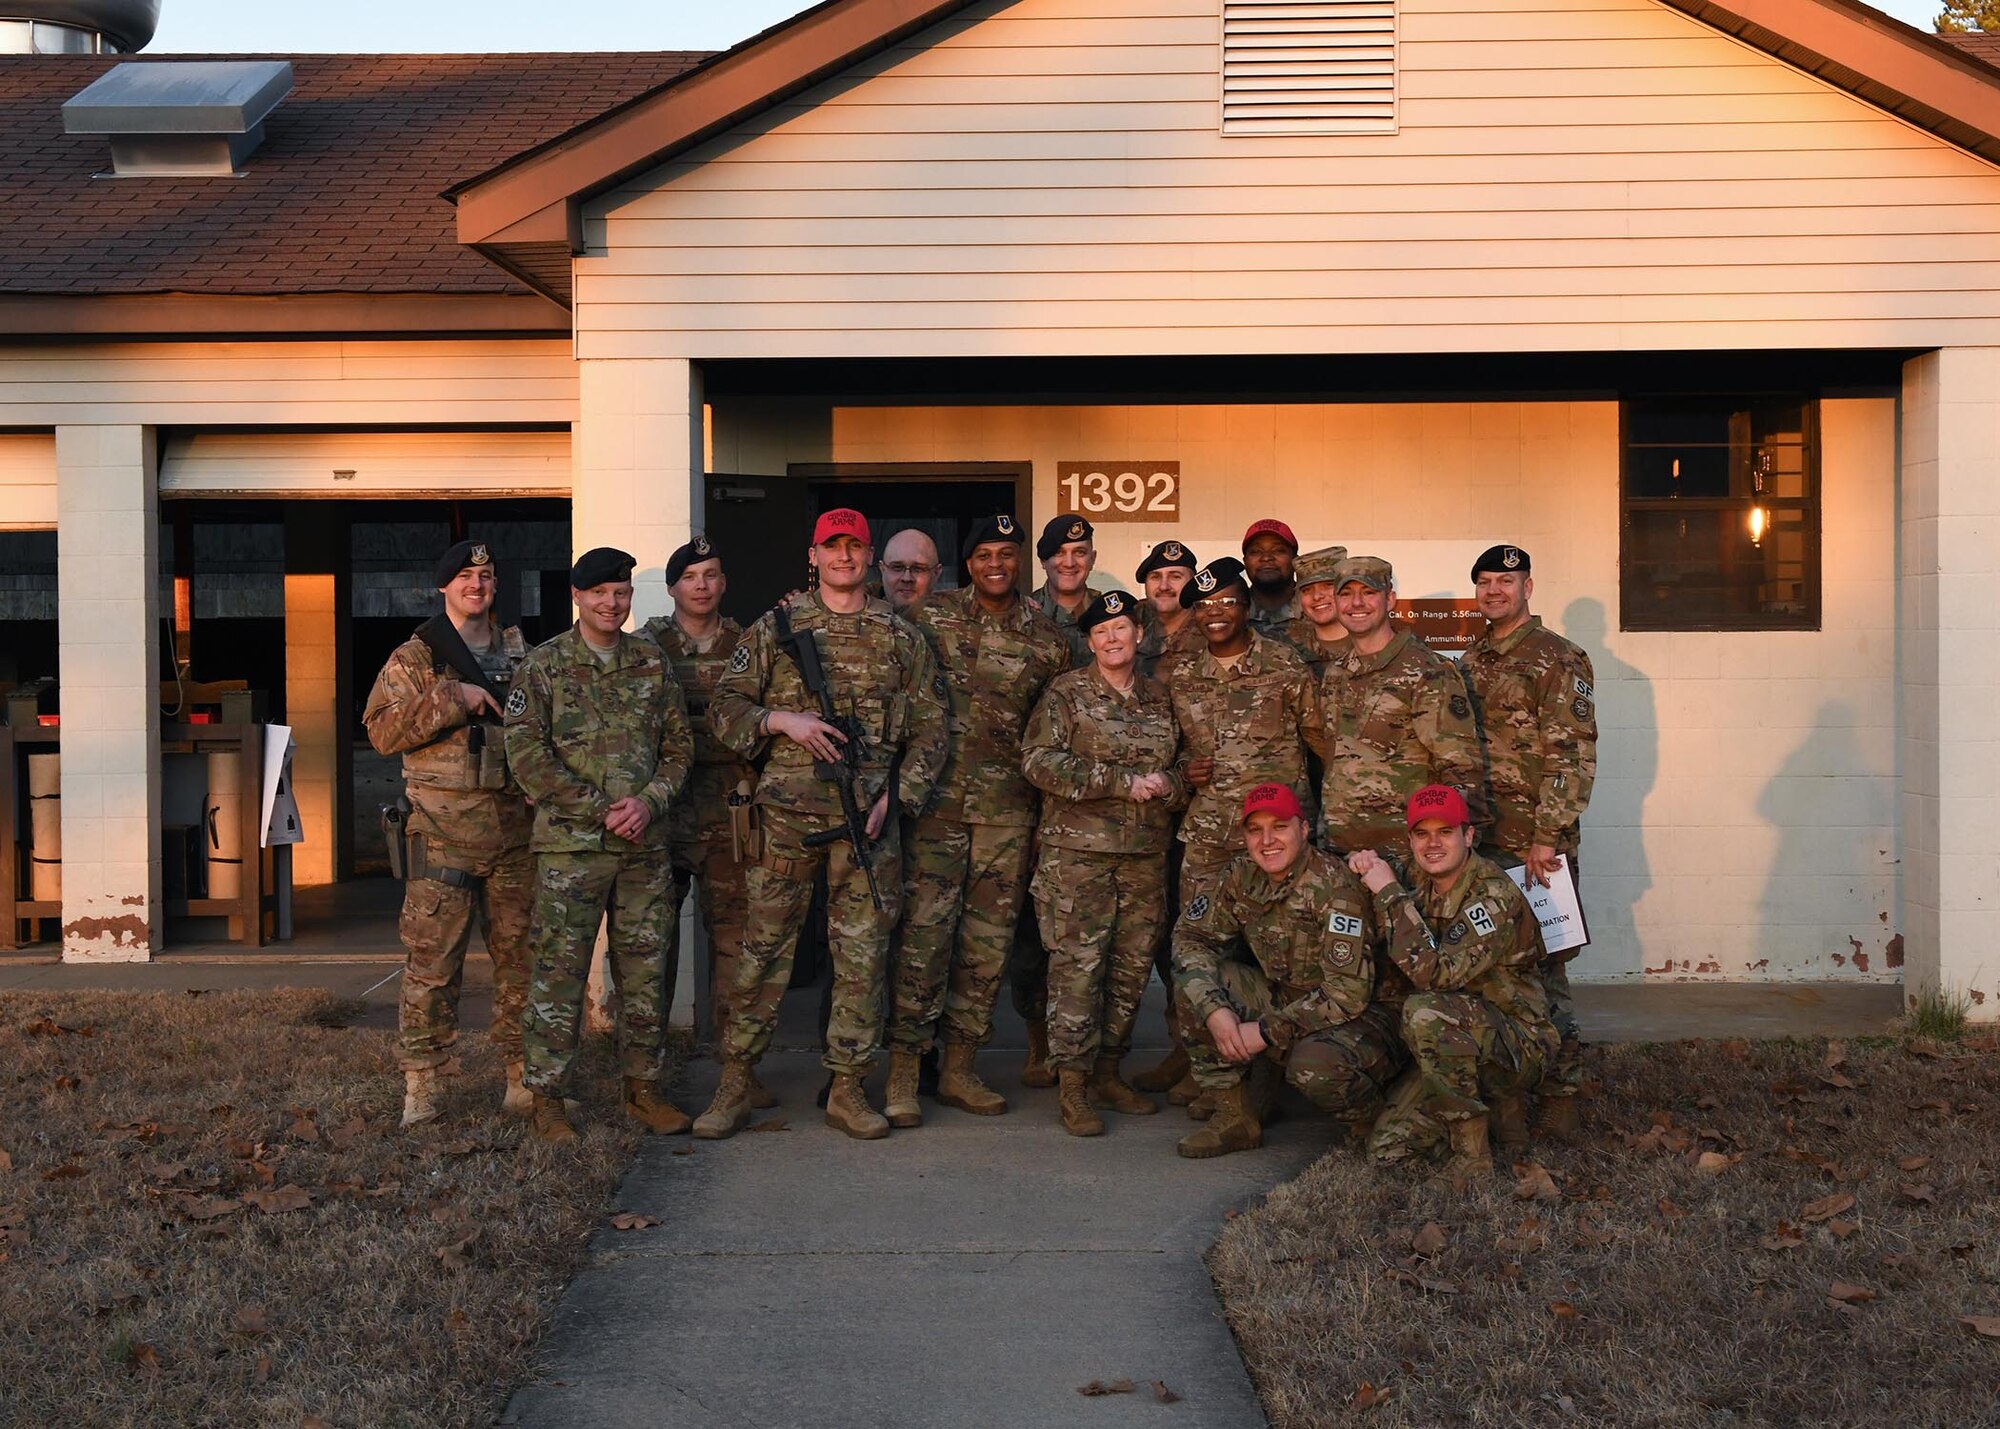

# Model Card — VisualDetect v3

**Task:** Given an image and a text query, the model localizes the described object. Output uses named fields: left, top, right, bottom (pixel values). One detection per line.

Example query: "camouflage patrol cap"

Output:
left=1079, top=588, right=1140, bottom=633
left=665, top=533, right=718, bottom=586
left=1135, top=539, right=1197, bottom=583
left=1332, top=555, right=1394, bottom=592
left=433, top=539, right=494, bottom=588
left=1471, top=544, right=1531, bottom=580
left=1293, top=545, right=1350, bottom=591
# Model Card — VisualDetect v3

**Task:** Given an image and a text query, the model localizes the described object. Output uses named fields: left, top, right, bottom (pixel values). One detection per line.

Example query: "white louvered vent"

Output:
left=1221, top=0, right=1397, bottom=135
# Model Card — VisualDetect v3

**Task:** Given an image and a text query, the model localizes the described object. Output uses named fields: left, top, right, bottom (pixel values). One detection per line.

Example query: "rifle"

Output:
left=414, top=613, right=507, bottom=785
left=772, top=605, right=896, bottom=911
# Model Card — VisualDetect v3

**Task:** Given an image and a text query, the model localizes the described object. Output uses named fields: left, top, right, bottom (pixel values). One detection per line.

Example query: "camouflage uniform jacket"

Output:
left=1138, top=613, right=1206, bottom=688
left=1032, top=585, right=1094, bottom=670
left=1459, top=616, right=1597, bottom=857
left=909, top=585, right=1068, bottom=826
left=639, top=614, right=757, bottom=845
left=1281, top=617, right=1351, bottom=681
left=1249, top=591, right=1303, bottom=645
left=363, top=621, right=531, bottom=854
left=1173, top=847, right=1377, bottom=1054
left=1321, top=629, right=1489, bottom=854
left=1371, top=851, right=1555, bottom=1045
left=1021, top=665, right=1187, bottom=855
left=502, top=626, right=693, bottom=854
left=709, top=589, right=949, bottom=819
left=1170, top=632, right=1323, bottom=854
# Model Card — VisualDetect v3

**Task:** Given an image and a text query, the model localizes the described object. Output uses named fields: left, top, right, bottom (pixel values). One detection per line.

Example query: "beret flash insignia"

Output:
left=504, top=687, right=527, bottom=719
left=694, top=535, right=712, bottom=556
left=1449, top=694, right=1471, bottom=720
left=1195, top=569, right=1217, bottom=593
left=469, top=544, right=490, bottom=566
left=1104, top=592, right=1124, bottom=614
left=1502, top=547, right=1521, bottom=569
left=1185, top=895, right=1210, bottom=923
left=1445, top=920, right=1467, bottom=944
left=1067, top=520, right=1087, bottom=541
left=729, top=645, right=751, bottom=674
left=1163, top=541, right=1183, bottom=559
left=997, top=514, right=1016, bottom=535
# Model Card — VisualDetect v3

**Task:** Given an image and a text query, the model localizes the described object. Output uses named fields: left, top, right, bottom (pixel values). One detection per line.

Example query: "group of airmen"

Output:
left=363, top=503, right=1597, bottom=1187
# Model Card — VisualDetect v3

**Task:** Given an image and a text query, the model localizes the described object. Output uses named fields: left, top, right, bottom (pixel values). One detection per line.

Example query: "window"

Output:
left=1620, top=396, right=1819, bottom=631
left=1221, top=0, right=1397, bottom=135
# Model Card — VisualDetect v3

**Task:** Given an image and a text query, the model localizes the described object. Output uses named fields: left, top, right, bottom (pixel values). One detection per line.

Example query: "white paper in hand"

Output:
left=1504, top=857, right=1588, bottom=956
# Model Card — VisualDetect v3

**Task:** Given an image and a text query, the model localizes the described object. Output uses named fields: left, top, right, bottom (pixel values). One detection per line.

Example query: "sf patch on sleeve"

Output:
left=1465, top=901, right=1498, bottom=938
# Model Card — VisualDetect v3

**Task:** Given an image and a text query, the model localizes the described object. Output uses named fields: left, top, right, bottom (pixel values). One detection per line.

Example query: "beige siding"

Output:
left=582, top=0, right=2000, bottom=358
left=0, top=340, right=578, bottom=427
left=159, top=430, right=572, bottom=498
left=0, top=432, right=56, bottom=529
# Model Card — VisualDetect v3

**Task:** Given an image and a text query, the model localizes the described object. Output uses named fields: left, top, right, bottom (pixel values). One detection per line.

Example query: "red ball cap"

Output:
left=812, top=508, right=871, bottom=546
left=1406, top=784, right=1472, bottom=829
left=1240, top=783, right=1304, bottom=824
left=1242, top=519, right=1298, bottom=553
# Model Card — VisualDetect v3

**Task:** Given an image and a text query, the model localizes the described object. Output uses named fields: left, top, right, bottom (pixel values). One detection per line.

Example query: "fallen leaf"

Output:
left=1390, top=1268, right=1464, bottom=1295
left=39, top=1164, right=85, bottom=1182
left=1760, top=1223, right=1806, bottom=1251
left=1572, top=1222, right=1617, bottom=1249
left=252, top=1353, right=270, bottom=1384
left=124, top=1342, right=161, bottom=1373
left=1411, top=1222, right=1447, bottom=1258
left=671, top=1148, right=694, bottom=1157
left=1513, top=1162, right=1561, bottom=1202
left=1824, top=1040, right=1847, bottom=1068
left=1911, top=1098, right=1951, bottom=1113
left=1960, top=1315, right=2000, bottom=1339
left=0, top=1149, right=10, bottom=1174
left=1076, top=1379, right=1136, bottom=1397
left=1898, top=1183, right=1937, bottom=1205
left=1548, top=1300, right=1578, bottom=1319
left=1152, top=1381, right=1181, bottom=1404
left=89, top=1289, right=146, bottom=1316
left=435, top=1226, right=481, bottom=1271
left=748, top=1119, right=789, bottom=1134
left=1829, top=1219, right=1860, bottom=1240
left=302, top=1419, right=334, bottom=1429
left=1696, top=1151, right=1742, bottom=1175
left=231, top=1305, right=269, bottom=1336
left=1906, top=1038, right=1945, bottom=1060
left=1696, top=1095, right=1722, bottom=1111
left=287, top=1111, right=320, bottom=1145
left=1801, top=1192, right=1856, bottom=1223
left=1828, top=1280, right=1877, bottom=1305
left=1819, top=1071, right=1859, bottom=1091
left=1350, top=1381, right=1393, bottom=1411
left=446, top=1309, right=472, bottom=1336
left=245, top=1184, right=311, bottom=1215
left=609, top=1212, right=659, bottom=1232
left=1900, top=1156, right=1934, bottom=1173
left=1719, top=1039, right=1751, bottom=1062
left=52, top=1075, right=79, bottom=1091
left=324, top=1116, right=368, bottom=1150
left=1657, top=1198, right=1688, bottom=1223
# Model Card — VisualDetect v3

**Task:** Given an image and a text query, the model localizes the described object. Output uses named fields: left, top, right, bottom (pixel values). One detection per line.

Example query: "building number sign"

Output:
left=1055, top=461, right=1180, bottom=523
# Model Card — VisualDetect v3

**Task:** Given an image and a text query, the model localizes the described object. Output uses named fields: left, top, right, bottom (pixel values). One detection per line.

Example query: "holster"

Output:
left=728, top=779, right=762, bottom=863
left=380, top=797, right=412, bottom=880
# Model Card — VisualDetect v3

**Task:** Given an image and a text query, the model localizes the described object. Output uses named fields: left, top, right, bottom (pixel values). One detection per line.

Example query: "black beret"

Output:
left=1078, top=588, right=1141, bottom=633
left=433, top=539, right=494, bottom=589
left=665, top=533, right=719, bottom=587
left=961, top=513, right=1025, bottom=560
left=1037, top=514, right=1095, bottom=561
left=1135, top=540, right=1197, bottom=583
left=1470, top=544, right=1531, bottom=580
left=570, top=546, right=636, bottom=590
left=1179, top=556, right=1250, bottom=609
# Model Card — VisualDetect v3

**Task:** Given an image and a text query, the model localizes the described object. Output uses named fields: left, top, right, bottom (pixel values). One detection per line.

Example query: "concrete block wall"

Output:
left=712, top=394, right=1902, bottom=987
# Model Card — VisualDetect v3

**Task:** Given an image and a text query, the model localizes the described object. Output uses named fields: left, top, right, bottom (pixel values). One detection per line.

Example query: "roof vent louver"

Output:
left=1222, top=0, right=1397, bottom=135
left=62, top=60, right=293, bottom=176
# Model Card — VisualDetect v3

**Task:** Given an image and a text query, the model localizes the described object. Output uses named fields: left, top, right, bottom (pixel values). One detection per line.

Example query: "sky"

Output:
left=148, top=0, right=1954, bottom=55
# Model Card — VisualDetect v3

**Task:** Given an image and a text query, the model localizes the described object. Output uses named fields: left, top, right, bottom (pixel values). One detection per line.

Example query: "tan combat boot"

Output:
left=1535, top=1095, right=1582, bottom=1140
left=1185, top=1091, right=1218, bottom=1121
left=1088, top=1055, right=1159, bottom=1116
left=938, top=1043, right=1008, bottom=1116
left=1020, top=1021, right=1057, bottom=1090
left=623, top=1077, right=693, bottom=1135
left=1491, top=1093, right=1530, bottom=1153
left=746, top=1068, right=780, bottom=1112
left=1443, top=1114, right=1496, bottom=1191
left=528, top=1091, right=577, bottom=1146
left=502, top=1060, right=532, bottom=1117
left=1058, top=1068, right=1105, bottom=1137
left=400, top=1068, right=441, bottom=1129
left=883, top=1047, right=923, bottom=1129
left=692, top=1059, right=754, bottom=1141
left=1131, top=1032, right=1190, bottom=1095
left=823, top=1074, right=890, bottom=1141
left=1176, top=1082, right=1262, bottom=1159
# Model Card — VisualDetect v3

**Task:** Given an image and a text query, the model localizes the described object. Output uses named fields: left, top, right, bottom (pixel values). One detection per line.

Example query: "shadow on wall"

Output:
left=1561, top=598, right=1655, bottom=979
left=1755, top=702, right=1896, bottom=980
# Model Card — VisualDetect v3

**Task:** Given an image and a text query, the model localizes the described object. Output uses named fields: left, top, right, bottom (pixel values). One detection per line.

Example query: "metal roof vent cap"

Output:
left=62, top=60, right=293, bottom=177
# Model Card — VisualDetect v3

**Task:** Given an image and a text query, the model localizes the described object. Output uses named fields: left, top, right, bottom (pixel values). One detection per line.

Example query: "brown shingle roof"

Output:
left=0, top=52, right=708, bottom=297
left=1941, top=32, right=2000, bottom=67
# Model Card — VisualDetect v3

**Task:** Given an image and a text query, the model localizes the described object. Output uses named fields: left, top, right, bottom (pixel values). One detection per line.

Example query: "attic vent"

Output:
left=62, top=60, right=293, bottom=176
left=1221, top=0, right=1396, bottom=136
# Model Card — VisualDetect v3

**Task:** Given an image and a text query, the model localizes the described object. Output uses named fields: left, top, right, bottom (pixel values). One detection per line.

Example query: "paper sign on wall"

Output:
left=261, top=724, right=303, bottom=848
left=1504, top=858, right=1589, bottom=956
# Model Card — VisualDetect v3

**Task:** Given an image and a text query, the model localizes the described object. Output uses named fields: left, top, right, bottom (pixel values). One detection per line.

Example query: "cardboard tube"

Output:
left=27, top=752, right=59, bottom=901
left=205, top=752, right=242, bottom=899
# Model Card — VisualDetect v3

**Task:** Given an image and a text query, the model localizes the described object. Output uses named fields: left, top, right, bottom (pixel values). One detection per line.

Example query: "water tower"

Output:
left=0, top=1, right=159, bottom=54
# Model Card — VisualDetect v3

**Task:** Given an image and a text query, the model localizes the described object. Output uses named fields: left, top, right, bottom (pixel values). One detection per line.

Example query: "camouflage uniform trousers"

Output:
left=725, top=804, right=902, bottom=1077
left=396, top=839, right=534, bottom=1072
left=891, top=813, right=1033, bottom=1052
left=1032, top=847, right=1168, bottom=1071
left=522, top=849, right=675, bottom=1095
left=1485, top=847, right=1586, bottom=1103
left=1368, top=993, right=1551, bottom=1166
left=666, top=820, right=751, bottom=1039
left=1182, top=961, right=1406, bottom=1125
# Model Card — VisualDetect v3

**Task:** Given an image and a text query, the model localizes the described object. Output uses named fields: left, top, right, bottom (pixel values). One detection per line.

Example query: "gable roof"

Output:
left=448, top=0, right=2000, bottom=309
left=0, top=51, right=707, bottom=337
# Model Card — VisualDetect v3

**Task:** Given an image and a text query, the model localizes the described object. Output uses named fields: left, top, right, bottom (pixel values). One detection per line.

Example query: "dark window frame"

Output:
left=1618, top=394, right=1822, bottom=633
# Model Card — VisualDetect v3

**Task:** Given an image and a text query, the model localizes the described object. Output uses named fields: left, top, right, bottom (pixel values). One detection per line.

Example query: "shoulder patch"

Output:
left=1572, top=696, right=1592, bottom=721
left=1328, top=911, right=1364, bottom=938
left=729, top=645, right=752, bottom=674
left=504, top=687, right=528, bottom=720
left=1573, top=675, right=1594, bottom=701
left=1184, top=894, right=1210, bottom=923
left=1466, top=902, right=1498, bottom=938
left=1445, top=920, right=1467, bottom=944
left=1449, top=693, right=1472, bottom=720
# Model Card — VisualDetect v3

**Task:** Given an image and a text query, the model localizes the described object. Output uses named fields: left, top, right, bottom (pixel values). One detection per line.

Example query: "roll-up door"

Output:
left=0, top=433, right=57, bottom=529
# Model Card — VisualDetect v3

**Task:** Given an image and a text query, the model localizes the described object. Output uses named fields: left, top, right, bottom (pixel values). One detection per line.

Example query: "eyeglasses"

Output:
left=1192, top=597, right=1246, bottom=613
left=883, top=563, right=939, bottom=578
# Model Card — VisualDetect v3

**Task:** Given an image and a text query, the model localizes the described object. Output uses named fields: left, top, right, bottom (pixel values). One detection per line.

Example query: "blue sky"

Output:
left=149, top=0, right=1950, bottom=54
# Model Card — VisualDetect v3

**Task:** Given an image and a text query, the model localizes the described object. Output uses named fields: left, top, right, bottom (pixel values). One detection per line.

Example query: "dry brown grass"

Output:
left=1213, top=1035, right=2000, bottom=1428
left=0, top=989, right=676, bottom=1428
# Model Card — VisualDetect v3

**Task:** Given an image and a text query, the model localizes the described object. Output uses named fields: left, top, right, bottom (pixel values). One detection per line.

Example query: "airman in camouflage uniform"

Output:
left=1459, top=544, right=1598, bottom=1135
left=1022, top=590, right=1186, bottom=1135
left=1243, top=519, right=1304, bottom=646
left=638, top=536, right=779, bottom=1112
left=1350, top=785, right=1558, bottom=1187
left=1172, top=784, right=1405, bottom=1158
left=504, top=547, right=695, bottom=1145
left=1282, top=545, right=1352, bottom=679
left=890, top=515, right=1068, bottom=1125
left=1031, top=513, right=1098, bottom=670
left=1320, top=555, right=1488, bottom=857
left=363, top=539, right=534, bottom=1128
left=696, top=509, right=950, bottom=1142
